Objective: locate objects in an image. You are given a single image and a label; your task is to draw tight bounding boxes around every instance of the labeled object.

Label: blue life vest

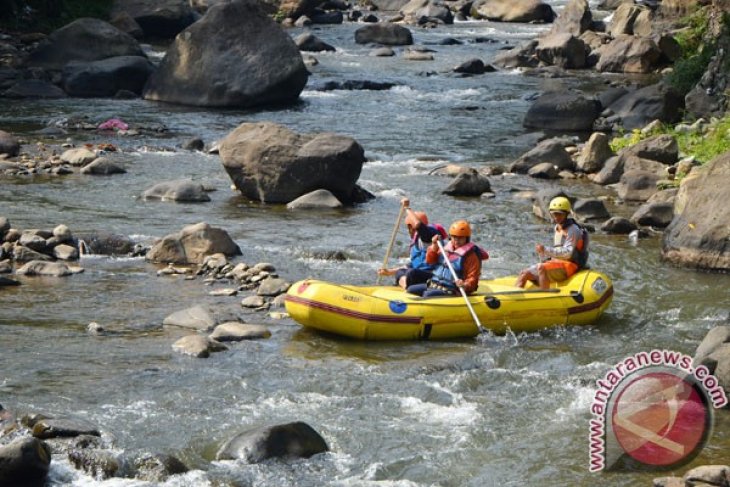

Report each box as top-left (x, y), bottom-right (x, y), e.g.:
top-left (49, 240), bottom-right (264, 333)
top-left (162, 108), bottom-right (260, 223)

top-left (430, 242), bottom-right (489, 289)
top-left (409, 224), bottom-right (445, 271)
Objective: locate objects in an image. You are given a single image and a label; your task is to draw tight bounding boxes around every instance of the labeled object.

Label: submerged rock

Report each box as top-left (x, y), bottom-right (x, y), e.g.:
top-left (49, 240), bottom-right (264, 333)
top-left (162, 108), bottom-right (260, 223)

top-left (216, 421), bottom-right (328, 463)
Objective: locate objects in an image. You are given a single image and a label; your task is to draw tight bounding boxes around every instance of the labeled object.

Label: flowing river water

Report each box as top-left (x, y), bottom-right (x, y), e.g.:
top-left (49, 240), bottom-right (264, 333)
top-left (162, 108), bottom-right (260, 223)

top-left (1, 8), bottom-right (730, 487)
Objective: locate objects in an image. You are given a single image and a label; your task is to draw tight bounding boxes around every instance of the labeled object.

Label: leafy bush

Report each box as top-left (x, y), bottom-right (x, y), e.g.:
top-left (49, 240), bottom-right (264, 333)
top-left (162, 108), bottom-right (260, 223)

top-left (665, 9), bottom-right (714, 95)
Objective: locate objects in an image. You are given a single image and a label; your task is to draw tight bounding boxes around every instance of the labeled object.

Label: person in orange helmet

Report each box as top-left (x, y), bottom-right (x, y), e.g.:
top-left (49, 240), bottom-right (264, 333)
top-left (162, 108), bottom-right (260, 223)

top-left (378, 198), bottom-right (446, 289)
top-left (407, 219), bottom-right (489, 298)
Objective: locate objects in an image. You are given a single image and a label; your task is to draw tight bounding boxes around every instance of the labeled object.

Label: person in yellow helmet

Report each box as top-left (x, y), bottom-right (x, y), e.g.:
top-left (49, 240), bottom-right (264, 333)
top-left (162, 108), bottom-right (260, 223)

top-left (515, 196), bottom-right (589, 290)
top-left (407, 219), bottom-right (489, 297)
top-left (377, 198), bottom-right (447, 289)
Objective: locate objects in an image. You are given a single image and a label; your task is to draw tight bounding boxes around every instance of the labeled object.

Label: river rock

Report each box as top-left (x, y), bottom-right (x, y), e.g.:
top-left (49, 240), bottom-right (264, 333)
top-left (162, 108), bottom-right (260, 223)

top-left (163, 304), bottom-right (217, 331)
top-left (257, 277), bottom-right (291, 297)
top-left (694, 324), bottom-right (730, 365)
top-left (492, 40), bottom-right (539, 69)
top-left (0, 217), bottom-right (9, 239)
top-left (523, 91), bottom-right (601, 131)
top-left (295, 33), bottom-right (336, 52)
top-left (210, 322), bottom-right (271, 341)
top-left (219, 122), bottom-right (365, 204)
top-left (27, 18), bottom-right (144, 70)
top-left (470, 0), bottom-right (555, 22)
top-left (4, 79), bottom-right (67, 99)
top-left (0, 130), bottom-right (19, 157)
top-left (53, 244), bottom-right (79, 260)
top-left (662, 151), bottom-right (730, 270)
top-left (62, 56), bottom-right (154, 97)
top-left (683, 465), bottom-right (730, 486)
top-left (75, 233), bottom-right (136, 255)
top-left (32, 418), bottom-right (100, 439)
top-left (510, 138), bottom-right (574, 174)
top-left (61, 147), bottom-right (97, 166)
top-left (600, 216), bottom-right (637, 234)
top-left (0, 437), bottom-right (51, 487)
top-left (172, 334), bottom-right (228, 358)
top-left (13, 246), bottom-right (53, 263)
top-left (110, 11), bottom-right (144, 38)
top-left (532, 188), bottom-right (570, 221)
top-left (622, 154), bottom-right (666, 176)
top-left (596, 34), bottom-right (662, 73)
top-left (132, 453), bottom-right (188, 482)
top-left (577, 132), bottom-right (612, 173)
top-left (622, 134), bottom-right (678, 165)
top-left (400, 0), bottom-right (454, 24)
top-left (146, 222), bottom-right (241, 264)
top-left (591, 155), bottom-right (624, 185)
top-left (616, 169), bottom-right (659, 201)
top-left (548, 0), bottom-right (591, 36)
top-left (573, 199), bottom-right (609, 221)
top-left (605, 82), bottom-right (684, 129)
top-left (453, 58), bottom-right (486, 74)
top-left (68, 448), bottom-right (126, 480)
top-left (16, 261), bottom-right (73, 277)
top-left (143, 0), bottom-right (308, 109)
top-left (216, 421), bottom-right (328, 463)
top-left (631, 201), bottom-right (673, 227)
top-left (286, 189), bottom-right (343, 209)
top-left (19, 233), bottom-right (49, 253)
top-left (354, 24), bottom-right (413, 45)
top-left (442, 169), bottom-right (492, 196)
top-left (535, 33), bottom-right (587, 69)
top-left (142, 180), bottom-right (211, 202)
top-left (80, 157), bottom-right (127, 175)
top-left (607, 3), bottom-right (642, 36)
top-left (110, 0), bottom-right (196, 38)
top-left (527, 162), bottom-right (559, 179)
top-left (241, 295), bottom-right (267, 308)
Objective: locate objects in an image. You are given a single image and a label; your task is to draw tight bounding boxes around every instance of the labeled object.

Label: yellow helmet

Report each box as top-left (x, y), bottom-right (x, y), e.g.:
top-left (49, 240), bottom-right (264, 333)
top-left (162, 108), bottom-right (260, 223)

top-left (549, 196), bottom-right (572, 213)
top-left (449, 220), bottom-right (471, 237)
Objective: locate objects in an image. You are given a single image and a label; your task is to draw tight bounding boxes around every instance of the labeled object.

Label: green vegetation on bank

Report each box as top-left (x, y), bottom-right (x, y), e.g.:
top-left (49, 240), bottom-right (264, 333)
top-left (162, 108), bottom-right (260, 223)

top-left (610, 115), bottom-right (730, 167)
top-left (0, 0), bottom-right (112, 33)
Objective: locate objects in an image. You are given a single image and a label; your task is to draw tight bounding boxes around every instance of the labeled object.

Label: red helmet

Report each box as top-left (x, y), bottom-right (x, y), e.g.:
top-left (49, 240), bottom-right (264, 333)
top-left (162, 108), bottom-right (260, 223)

top-left (449, 220), bottom-right (471, 237)
top-left (406, 211), bottom-right (428, 228)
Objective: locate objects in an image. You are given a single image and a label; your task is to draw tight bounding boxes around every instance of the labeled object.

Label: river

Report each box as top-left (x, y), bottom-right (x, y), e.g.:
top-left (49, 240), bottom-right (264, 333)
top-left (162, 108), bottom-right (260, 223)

top-left (1, 9), bottom-right (729, 487)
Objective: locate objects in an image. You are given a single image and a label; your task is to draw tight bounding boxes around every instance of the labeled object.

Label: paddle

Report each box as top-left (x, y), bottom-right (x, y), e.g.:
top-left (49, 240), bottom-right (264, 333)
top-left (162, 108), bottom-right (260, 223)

top-left (377, 204), bottom-right (407, 284)
top-left (436, 239), bottom-right (487, 334)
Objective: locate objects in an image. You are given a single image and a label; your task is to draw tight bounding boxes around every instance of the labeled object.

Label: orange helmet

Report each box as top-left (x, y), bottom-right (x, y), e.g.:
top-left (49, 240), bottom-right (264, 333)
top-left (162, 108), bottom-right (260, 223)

top-left (406, 211), bottom-right (428, 228)
top-left (449, 220), bottom-right (471, 237)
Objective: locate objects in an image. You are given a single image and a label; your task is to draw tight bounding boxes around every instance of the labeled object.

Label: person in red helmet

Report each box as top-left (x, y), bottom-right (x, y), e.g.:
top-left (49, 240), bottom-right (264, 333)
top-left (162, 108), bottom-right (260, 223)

top-left (407, 219), bottom-right (489, 298)
top-left (378, 198), bottom-right (447, 289)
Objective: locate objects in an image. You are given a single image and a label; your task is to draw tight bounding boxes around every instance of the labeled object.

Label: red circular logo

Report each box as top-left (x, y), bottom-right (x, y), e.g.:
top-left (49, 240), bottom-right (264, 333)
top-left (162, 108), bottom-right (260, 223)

top-left (611, 371), bottom-right (708, 467)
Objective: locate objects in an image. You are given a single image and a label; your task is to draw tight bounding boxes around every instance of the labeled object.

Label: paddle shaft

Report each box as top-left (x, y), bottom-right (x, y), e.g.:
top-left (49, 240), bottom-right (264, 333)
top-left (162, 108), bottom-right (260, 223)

top-left (436, 240), bottom-right (486, 334)
top-left (377, 205), bottom-right (407, 284)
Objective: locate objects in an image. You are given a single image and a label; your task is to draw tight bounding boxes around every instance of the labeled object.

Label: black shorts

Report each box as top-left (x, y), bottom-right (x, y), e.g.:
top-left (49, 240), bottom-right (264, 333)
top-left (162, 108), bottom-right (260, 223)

top-left (394, 268), bottom-right (432, 287)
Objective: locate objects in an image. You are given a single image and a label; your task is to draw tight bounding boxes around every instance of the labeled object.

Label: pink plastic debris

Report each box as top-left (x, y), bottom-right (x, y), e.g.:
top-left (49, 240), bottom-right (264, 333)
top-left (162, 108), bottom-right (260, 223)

top-left (98, 118), bottom-right (129, 131)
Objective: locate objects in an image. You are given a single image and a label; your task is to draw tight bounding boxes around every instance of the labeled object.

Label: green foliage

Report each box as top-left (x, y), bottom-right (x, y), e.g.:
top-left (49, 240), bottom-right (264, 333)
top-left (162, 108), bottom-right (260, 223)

top-left (674, 117), bottom-right (730, 164)
top-left (0, 0), bottom-right (112, 33)
top-left (665, 9), bottom-right (714, 96)
top-left (609, 116), bottom-right (730, 168)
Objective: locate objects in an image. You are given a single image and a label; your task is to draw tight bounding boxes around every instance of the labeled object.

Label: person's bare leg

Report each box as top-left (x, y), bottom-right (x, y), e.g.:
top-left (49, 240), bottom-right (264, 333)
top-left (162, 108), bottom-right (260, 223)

top-left (398, 276), bottom-right (407, 289)
top-left (537, 264), bottom-right (550, 290)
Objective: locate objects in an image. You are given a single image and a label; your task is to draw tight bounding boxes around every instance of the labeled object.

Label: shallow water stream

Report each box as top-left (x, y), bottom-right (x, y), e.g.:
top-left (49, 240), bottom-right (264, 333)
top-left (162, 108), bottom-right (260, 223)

top-left (1, 12), bottom-right (729, 487)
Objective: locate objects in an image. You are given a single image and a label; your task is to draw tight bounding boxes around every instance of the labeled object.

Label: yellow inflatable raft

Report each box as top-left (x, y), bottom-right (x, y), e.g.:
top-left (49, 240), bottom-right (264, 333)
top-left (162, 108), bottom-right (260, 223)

top-left (284, 270), bottom-right (613, 340)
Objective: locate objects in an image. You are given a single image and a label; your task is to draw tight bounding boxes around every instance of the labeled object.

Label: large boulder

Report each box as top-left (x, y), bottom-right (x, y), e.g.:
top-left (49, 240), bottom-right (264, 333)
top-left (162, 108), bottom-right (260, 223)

top-left (400, 0), bottom-right (454, 24)
top-left (523, 91), bottom-right (601, 131)
top-left (662, 151), bottom-right (730, 270)
top-left (549, 0), bottom-right (592, 36)
top-left (27, 18), bottom-right (145, 70)
top-left (471, 0), bottom-right (555, 22)
top-left (606, 82), bottom-right (684, 130)
top-left (62, 56), bottom-right (154, 97)
top-left (595, 35), bottom-right (662, 73)
top-left (143, 0), bottom-right (308, 109)
top-left (535, 33), bottom-right (587, 69)
top-left (110, 0), bottom-right (197, 38)
top-left (607, 3), bottom-right (643, 36)
top-left (621, 134), bottom-right (678, 165)
top-left (4, 80), bottom-right (67, 98)
top-left (216, 422), bottom-right (328, 463)
top-left (0, 437), bottom-right (51, 487)
top-left (442, 169), bottom-right (492, 196)
top-left (219, 122), bottom-right (365, 204)
top-left (146, 222), bottom-right (241, 264)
